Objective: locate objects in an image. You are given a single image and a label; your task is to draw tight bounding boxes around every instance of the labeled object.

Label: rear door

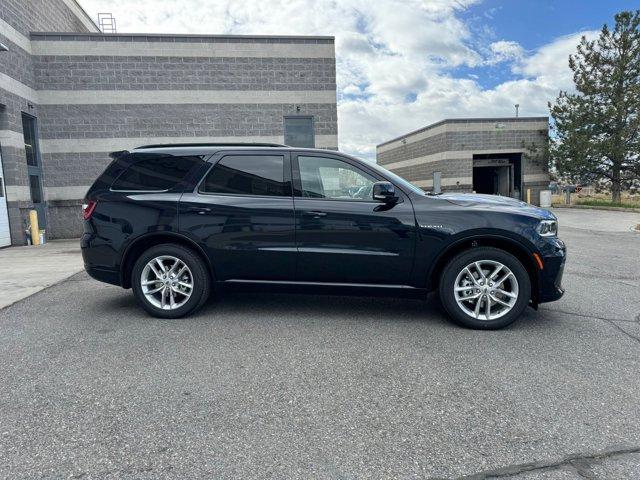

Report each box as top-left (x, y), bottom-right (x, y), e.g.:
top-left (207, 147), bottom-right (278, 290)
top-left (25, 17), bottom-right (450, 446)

top-left (179, 150), bottom-right (296, 281)
top-left (292, 152), bottom-right (416, 285)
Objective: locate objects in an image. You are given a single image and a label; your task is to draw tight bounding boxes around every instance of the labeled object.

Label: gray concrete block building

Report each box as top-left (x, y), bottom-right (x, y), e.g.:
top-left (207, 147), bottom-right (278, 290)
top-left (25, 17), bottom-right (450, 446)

top-left (376, 117), bottom-right (550, 205)
top-left (0, 0), bottom-right (338, 246)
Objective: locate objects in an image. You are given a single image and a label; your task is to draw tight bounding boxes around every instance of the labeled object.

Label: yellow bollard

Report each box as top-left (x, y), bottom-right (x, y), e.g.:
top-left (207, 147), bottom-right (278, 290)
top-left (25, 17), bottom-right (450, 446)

top-left (29, 210), bottom-right (40, 246)
top-left (526, 188), bottom-right (531, 204)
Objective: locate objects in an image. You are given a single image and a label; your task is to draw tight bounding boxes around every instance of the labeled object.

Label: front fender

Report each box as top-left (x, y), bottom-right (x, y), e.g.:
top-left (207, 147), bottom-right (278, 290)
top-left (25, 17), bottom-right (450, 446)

top-left (413, 228), bottom-right (541, 291)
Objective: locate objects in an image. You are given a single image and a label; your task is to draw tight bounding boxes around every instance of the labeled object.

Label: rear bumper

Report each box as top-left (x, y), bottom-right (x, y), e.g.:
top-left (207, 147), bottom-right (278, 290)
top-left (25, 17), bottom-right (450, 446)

top-left (84, 264), bottom-right (121, 286)
top-left (81, 232), bottom-right (122, 287)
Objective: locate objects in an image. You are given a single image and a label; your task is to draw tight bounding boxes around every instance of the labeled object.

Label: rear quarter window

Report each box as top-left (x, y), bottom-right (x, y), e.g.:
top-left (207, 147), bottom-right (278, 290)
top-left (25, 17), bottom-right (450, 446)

top-left (111, 154), bottom-right (204, 191)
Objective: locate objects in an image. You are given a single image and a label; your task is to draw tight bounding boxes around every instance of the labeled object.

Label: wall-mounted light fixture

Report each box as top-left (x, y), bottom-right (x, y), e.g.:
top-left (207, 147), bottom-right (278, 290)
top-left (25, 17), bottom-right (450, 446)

top-left (0, 43), bottom-right (9, 52)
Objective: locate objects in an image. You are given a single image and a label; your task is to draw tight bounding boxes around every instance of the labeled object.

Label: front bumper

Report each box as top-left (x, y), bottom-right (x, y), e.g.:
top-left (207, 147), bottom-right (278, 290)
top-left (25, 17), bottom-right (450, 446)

top-left (537, 237), bottom-right (566, 303)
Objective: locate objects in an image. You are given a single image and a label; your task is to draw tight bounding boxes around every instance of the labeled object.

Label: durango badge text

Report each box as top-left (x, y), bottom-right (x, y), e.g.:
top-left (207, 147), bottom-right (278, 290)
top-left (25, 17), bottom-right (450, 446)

top-left (81, 143), bottom-right (566, 330)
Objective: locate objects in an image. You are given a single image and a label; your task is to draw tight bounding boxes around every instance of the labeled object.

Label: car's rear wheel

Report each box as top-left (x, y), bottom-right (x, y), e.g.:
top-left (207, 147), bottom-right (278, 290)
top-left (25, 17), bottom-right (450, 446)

top-left (439, 247), bottom-right (531, 329)
top-left (131, 244), bottom-right (210, 318)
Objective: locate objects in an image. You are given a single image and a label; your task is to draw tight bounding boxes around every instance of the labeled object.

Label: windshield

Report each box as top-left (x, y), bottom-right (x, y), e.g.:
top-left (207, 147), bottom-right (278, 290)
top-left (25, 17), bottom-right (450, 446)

top-left (362, 159), bottom-right (426, 196)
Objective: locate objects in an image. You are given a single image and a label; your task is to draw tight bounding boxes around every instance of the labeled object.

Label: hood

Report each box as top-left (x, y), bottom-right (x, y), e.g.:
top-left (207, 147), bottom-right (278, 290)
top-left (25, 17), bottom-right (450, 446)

top-left (437, 193), bottom-right (555, 219)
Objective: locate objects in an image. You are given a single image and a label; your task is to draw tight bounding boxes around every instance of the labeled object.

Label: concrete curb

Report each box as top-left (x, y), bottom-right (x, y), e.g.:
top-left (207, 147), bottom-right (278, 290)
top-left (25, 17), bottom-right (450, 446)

top-left (552, 204), bottom-right (640, 214)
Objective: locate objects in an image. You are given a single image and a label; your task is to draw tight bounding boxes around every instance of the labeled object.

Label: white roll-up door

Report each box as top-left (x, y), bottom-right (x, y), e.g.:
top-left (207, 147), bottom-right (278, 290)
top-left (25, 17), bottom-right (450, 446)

top-left (0, 148), bottom-right (11, 247)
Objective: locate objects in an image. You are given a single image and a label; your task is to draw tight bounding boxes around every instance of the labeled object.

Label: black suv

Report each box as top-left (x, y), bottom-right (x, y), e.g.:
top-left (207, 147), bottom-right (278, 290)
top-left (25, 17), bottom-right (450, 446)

top-left (81, 144), bottom-right (565, 329)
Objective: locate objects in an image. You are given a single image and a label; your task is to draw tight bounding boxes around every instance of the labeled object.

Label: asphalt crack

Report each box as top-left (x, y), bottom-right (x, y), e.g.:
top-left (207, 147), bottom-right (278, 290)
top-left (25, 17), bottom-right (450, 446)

top-left (539, 307), bottom-right (637, 324)
top-left (563, 270), bottom-right (640, 284)
top-left (540, 307), bottom-right (640, 346)
top-left (451, 445), bottom-right (640, 479)
top-left (605, 319), bottom-right (640, 345)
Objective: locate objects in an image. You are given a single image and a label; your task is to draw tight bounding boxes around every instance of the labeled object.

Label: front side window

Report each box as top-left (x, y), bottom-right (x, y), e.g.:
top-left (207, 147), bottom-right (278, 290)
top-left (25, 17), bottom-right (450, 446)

top-left (200, 155), bottom-right (287, 197)
top-left (297, 156), bottom-right (376, 200)
top-left (111, 154), bottom-right (203, 191)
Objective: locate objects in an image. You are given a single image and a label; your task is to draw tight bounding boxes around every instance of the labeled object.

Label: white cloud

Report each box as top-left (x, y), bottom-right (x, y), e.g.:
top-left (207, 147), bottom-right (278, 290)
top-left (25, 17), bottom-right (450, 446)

top-left (78, 0), bottom-right (597, 160)
top-left (514, 31), bottom-right (599, 90)
top-left (487, 40), bottom-right (525, 64)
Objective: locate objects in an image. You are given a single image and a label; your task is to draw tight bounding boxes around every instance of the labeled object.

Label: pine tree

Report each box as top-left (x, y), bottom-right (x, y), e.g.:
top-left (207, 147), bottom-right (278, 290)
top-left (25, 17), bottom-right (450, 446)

top-left (549, 10), bottom-right (640, 203)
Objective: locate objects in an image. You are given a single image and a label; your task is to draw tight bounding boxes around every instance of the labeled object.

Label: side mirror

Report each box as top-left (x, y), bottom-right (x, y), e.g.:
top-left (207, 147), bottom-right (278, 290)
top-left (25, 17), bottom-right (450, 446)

top-left (372, 181), bottom-right (398, 203)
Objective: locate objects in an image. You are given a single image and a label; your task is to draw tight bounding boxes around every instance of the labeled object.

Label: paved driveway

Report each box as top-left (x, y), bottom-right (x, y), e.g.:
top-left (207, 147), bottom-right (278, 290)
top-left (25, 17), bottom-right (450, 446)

top-left (0, 239), bottom-right (83, 309)
top-left (0, 209), bottom-right (639, 479)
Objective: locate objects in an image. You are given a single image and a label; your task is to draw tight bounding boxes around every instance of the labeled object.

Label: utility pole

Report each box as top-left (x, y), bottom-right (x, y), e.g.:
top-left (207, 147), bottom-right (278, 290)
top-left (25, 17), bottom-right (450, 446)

top-left (515, 104), bottom-right (520, 118)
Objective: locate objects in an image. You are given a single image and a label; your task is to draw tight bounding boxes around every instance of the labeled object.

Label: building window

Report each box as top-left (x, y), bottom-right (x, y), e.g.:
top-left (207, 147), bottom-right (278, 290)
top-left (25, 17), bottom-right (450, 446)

top-left (284, 116), bottom-right (315, 148)
top-left (29, 175), bottom-right (42, 204)
top-left (200, 155), bottom-right (287, 197)
top-left (22, 114), bottom-right (39, 167)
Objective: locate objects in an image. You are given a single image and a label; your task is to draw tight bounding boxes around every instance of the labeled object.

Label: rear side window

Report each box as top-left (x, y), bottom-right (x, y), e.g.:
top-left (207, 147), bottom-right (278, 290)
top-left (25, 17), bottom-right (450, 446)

top-left (111, 154), bottom-right (203, 191)
top-left (200, 155), bottom-right (287, 197)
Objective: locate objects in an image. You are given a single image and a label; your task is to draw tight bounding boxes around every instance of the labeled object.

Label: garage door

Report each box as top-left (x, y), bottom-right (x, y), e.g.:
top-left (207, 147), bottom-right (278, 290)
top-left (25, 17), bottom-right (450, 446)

top-left (0, 148), bottom-right (11, 247)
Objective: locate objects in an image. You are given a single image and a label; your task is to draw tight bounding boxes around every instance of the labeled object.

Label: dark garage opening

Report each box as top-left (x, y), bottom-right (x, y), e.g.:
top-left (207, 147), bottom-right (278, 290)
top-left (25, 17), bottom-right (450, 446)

top-left (473, 153), bottom-right (522, 199)
top-left (474, 166), bottom-right (502, 195)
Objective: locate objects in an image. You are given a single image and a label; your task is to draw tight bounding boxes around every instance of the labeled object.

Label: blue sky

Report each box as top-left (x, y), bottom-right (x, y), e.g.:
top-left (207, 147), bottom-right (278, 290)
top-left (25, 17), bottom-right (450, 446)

top-left (454, 0), bottom-right (637, 89)
top-left (466, 0), bottom-right (629, 47)
top-left (79, 0), bottom-right (634, 159)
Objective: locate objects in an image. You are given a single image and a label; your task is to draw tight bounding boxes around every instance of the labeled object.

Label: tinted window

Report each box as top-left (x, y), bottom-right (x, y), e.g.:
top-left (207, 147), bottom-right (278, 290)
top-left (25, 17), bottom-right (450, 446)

top-left (298, 156), bottom-right (376, 200)
top-left (284, 117), bottom-right (315, 148)
top-left (112, 155), bottom-right (202, 191)
top-left (201, 155), bottom-right (287, 197)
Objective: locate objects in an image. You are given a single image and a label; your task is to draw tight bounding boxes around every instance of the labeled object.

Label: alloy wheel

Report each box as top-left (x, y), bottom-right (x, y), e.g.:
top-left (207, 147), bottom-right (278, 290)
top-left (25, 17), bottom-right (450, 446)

top-left (140, 255), bottom-right (194, 310)
top-left (453, 259), bottom-right (519, 321)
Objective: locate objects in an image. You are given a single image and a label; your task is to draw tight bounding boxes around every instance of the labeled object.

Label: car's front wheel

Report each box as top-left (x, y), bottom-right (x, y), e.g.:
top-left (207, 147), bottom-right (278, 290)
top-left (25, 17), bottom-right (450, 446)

top-left (131, 244), bottom-right (211, 318)
top-left (439, 247), bottom-right (531, 329)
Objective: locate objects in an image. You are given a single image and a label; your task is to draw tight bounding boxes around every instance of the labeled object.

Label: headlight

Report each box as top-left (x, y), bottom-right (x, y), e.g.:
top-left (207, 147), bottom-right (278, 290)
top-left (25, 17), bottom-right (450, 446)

top-left (537, 219), bottom-right (558, 237)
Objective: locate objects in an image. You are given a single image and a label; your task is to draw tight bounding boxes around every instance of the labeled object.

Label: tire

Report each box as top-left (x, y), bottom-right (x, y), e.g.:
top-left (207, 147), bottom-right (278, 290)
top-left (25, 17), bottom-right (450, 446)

top-left (438, 247), bottom-right (531, 330)
top-left (131, 243), bottom-right (211, 319)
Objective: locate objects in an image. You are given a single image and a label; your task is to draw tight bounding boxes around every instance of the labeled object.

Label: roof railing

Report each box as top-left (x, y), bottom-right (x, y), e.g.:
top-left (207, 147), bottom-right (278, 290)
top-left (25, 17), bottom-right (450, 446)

top-left (134, 142), bottom-right (289, 149)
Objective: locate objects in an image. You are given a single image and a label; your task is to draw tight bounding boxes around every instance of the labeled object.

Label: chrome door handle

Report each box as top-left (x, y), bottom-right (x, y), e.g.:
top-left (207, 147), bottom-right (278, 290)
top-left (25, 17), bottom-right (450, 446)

top-left (188, 206), bottom-right (212, 214)
top-left (305, 211), bottom-right (327, 217)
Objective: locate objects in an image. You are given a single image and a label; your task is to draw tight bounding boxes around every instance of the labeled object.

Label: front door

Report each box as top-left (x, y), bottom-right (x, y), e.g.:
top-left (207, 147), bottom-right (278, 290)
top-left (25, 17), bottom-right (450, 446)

top-left (292, 153), bottom-right (416, 285)
top-left (179, 151), bottom-right (296, 281)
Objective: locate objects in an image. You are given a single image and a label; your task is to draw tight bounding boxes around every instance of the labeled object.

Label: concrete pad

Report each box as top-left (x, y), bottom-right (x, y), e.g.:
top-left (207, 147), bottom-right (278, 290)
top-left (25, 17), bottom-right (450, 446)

top-left (551, 207), bottom-right (640, 233)
top-left (0, 239), bottom-right (83, 309)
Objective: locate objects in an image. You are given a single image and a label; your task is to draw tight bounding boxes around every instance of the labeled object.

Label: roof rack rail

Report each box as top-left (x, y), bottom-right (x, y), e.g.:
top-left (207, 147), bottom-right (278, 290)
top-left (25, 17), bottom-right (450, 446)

top-left (134, 142), bottom-right (289, 149)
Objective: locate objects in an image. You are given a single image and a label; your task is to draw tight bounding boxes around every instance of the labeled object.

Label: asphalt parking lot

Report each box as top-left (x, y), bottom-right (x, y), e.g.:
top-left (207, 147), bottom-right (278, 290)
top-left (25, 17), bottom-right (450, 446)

top-left (1, 208), bottom-right (639, 479)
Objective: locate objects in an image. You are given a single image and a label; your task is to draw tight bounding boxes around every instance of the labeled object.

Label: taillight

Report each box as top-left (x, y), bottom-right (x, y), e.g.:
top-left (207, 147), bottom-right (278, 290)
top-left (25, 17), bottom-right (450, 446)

top-left (82, 200), bottom-right (97, 220)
